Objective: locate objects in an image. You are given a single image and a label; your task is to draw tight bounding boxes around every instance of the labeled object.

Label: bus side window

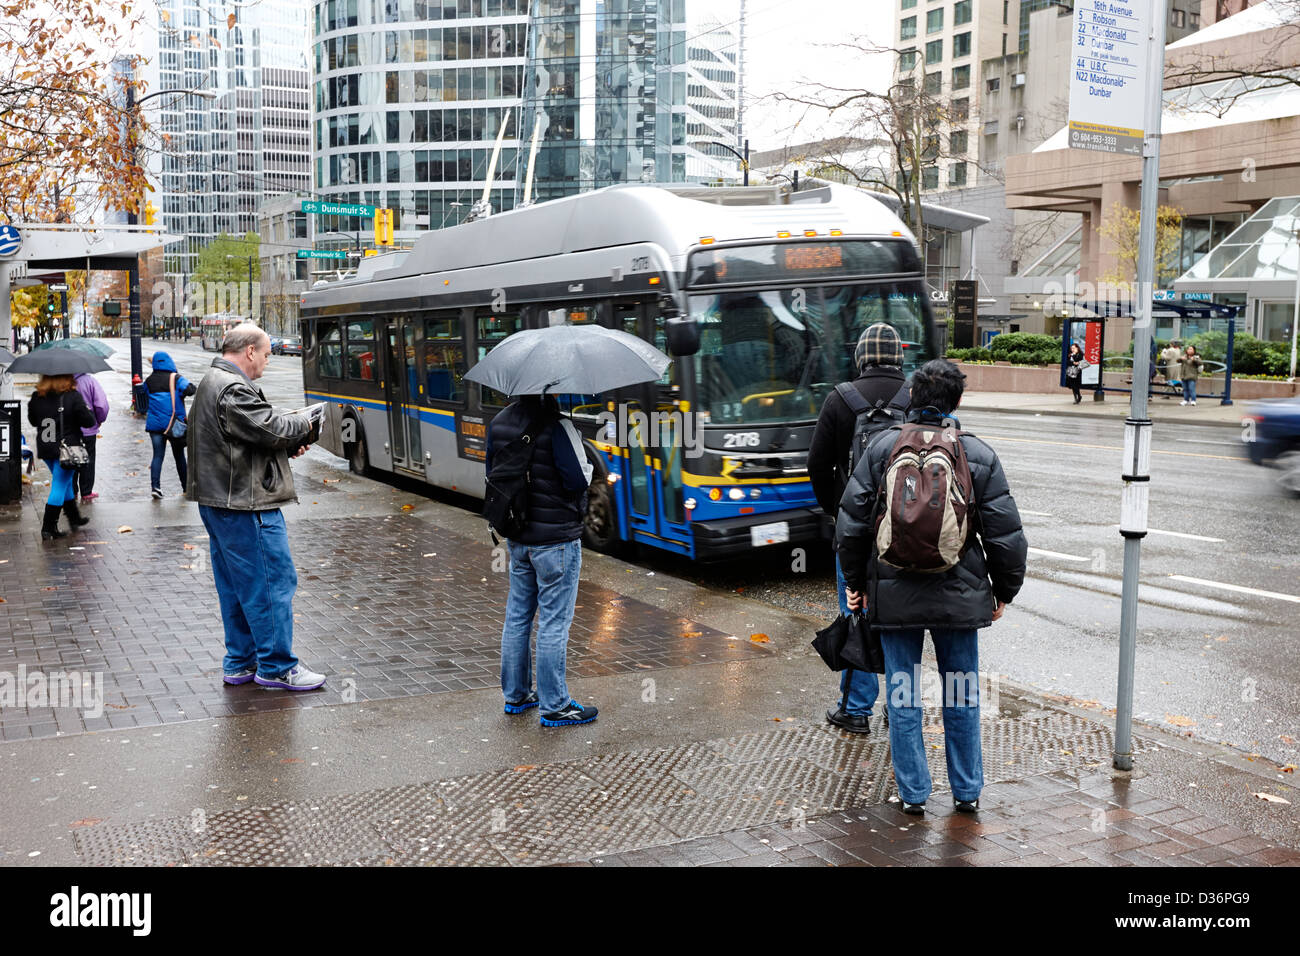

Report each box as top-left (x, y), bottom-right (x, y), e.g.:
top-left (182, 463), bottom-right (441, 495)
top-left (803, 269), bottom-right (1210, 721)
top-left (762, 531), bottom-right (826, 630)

top-left (319, 321), bottom-right (343, 378)
top-left (423, 312), bottom-right (466, 403)
top-left (475, 309), bottom-right (519, 407)
top-left (346, 318), bottom-right (376, 382)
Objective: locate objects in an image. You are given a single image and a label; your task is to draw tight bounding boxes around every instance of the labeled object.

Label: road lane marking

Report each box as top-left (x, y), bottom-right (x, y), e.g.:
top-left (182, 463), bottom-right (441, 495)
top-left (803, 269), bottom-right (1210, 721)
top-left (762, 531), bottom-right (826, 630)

top-left (980, 434), bottom-right (1242, 462)
top-left (1167, 574), bottom-right (1300, 604)
top-left (1028, 547), bottom-right (1091, 562)
top-left (1110, 525), bottom-right (1225, 543)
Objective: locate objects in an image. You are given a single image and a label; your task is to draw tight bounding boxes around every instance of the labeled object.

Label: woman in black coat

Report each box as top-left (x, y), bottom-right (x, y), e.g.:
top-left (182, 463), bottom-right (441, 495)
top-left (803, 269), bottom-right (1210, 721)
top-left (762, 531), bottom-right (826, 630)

top-left (1065, 343), bottom-right (1085, 404)
top-left (27, 374), bottom-right (95, 539)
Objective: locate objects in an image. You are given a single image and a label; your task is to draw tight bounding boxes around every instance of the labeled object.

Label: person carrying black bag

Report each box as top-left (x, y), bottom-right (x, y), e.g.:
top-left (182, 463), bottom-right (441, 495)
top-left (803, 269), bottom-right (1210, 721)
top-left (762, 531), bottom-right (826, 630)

top-left (485, 394), bottom-right (597, 727)
top-left (27, 374), bottom-right (96, 540)
top-left (807, 323), bottom-right (909, 735)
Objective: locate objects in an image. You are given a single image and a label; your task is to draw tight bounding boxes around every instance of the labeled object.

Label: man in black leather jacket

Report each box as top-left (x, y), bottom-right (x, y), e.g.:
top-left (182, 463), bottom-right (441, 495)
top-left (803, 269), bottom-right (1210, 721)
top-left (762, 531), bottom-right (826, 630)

top-left (836, 359), bottom-right (1027, 816)
top-left (186, 324), bottom-right (324, 691)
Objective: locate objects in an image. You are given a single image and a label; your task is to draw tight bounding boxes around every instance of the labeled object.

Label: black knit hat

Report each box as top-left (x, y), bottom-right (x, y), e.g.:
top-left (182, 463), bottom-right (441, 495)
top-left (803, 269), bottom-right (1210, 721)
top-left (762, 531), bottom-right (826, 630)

top-left (855, 323), bottom-right (903, 370)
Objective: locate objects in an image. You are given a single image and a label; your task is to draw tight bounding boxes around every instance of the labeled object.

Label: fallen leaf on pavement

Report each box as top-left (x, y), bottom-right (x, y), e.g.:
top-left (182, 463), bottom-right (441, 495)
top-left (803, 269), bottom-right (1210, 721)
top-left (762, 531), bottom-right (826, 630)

top-left (513, 765), bottom-right (535, 772)
top-left (117, 525), bottom-right (132, 533)
top-left (1165, 714), bottom-right (1195, 727)
top-left (1280, 765), bottom-right (1296, 774)
top-left (183, 544), bottom-right (196, 550)
top-left (1281, 735), bottom-right (1296, 744)
top-left (749, 633), bottom-right (769, 643)
top-left (400, 504), bottom-right (414, 511)
top-left (280, 758), bottom-right (303, 764)
top-left (1253, 793), bottom-right (1291, 804)
top-left (68, 818), bottom-right (104, 828)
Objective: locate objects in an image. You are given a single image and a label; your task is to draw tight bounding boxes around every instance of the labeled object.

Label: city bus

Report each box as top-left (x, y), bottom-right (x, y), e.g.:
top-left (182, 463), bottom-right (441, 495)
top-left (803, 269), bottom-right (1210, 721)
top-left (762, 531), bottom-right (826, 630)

top-left (200, 313), bottom-right (243, 351)
top-left (298, 183), bottom-right (938, 560)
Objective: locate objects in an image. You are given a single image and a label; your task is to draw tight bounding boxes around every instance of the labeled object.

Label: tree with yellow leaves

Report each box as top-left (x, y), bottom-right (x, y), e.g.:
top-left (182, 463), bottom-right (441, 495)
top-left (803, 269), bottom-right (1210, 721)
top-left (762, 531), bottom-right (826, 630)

top-left (0, 0), bottom-right (148, 222)
top-left (1097, 203), bottom-right (1184, 287)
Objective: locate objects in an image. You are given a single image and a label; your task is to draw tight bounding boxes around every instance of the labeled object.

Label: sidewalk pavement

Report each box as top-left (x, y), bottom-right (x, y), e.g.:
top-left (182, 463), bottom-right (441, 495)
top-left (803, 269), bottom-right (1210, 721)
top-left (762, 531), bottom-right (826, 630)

top-left (961, 389), bottom-right (1251, 429)
top-left (0, 362), bottom-right (1296, 867)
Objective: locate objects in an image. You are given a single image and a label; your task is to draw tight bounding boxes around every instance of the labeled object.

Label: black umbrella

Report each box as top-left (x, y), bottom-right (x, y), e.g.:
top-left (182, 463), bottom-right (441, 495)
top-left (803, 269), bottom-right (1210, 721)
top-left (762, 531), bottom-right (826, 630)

top-left (5, 350), bottom-right (112, 375)
top-left (464, 324), bottom-right (670, 396)
top-left (811, 614), bottom-right (884, 673)
top-left (0, 347), bottom-right (14, 366)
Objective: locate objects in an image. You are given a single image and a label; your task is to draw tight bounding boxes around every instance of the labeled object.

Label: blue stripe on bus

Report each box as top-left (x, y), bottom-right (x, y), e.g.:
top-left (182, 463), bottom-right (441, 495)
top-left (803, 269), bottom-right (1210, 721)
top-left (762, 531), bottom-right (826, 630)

top-left (304, 391), bottom-right (458, 432)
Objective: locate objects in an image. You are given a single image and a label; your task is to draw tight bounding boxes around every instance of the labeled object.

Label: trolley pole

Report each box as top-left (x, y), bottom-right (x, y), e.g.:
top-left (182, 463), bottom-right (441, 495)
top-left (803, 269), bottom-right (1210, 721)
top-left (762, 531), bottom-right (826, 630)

top-left (1113, 5), bottom-right (1168, 772)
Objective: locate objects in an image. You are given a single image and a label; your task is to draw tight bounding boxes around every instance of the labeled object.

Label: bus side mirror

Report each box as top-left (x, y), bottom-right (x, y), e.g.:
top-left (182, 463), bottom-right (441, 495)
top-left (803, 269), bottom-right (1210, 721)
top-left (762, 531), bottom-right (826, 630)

top-left (660, 296), bottom-right (699, 356)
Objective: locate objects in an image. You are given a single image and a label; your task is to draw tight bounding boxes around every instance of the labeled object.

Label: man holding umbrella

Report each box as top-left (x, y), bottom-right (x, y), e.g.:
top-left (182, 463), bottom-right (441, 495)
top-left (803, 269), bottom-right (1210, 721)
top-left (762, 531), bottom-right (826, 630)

top-left (470, 322), bottom-right (671, 727)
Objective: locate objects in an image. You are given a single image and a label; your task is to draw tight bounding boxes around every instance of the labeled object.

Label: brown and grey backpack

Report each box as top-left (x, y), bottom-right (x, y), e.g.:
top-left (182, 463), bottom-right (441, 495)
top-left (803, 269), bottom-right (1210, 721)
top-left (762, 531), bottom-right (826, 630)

top-left (873, 420), bottom-right (975, 573)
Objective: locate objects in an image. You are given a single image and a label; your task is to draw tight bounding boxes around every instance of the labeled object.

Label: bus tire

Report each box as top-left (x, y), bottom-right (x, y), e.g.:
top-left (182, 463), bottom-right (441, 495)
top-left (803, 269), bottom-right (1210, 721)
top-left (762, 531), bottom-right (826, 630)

top-left (345, 417), bottom-right (369, 476)
top-left (582, 463), bottom-right (622, 555)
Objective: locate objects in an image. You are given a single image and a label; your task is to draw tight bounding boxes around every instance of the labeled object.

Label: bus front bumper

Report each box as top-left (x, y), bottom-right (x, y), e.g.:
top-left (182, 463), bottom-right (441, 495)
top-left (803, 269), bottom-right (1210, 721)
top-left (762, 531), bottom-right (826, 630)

top-left (689, 507), bottom-right (831, 561)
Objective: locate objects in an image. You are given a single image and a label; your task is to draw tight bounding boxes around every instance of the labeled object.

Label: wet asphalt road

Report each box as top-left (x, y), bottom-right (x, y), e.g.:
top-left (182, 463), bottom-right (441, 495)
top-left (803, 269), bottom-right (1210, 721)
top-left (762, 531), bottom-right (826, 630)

top-left (131, 339), bottom-right (1300, 767)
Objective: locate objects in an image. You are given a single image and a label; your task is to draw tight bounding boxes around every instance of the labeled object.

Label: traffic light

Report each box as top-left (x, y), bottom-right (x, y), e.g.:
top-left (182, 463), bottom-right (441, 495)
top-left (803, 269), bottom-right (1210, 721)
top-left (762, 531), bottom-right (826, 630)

top-left (144, 201), bottom-right (158, 226)
top-left (374, 207), bottom-right (393, 246)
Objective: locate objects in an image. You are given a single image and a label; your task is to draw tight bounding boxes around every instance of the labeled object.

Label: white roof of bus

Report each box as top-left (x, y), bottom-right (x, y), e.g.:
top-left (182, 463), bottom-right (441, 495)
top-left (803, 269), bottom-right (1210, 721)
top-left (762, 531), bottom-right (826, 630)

top-left (350, 183), bottom-right (915, 285)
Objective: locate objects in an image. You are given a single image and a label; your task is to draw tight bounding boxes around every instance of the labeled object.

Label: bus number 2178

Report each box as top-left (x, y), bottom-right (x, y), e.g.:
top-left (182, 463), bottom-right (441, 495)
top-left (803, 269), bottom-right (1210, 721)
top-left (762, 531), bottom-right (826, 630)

top-left (722, 432), bottom-right (760, 448)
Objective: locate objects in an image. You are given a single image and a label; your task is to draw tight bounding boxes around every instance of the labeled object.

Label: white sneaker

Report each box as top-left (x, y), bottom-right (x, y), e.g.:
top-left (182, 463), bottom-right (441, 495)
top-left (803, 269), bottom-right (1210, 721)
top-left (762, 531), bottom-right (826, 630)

top-left (253, 664), bottom-right (326, 691)
top-left (1179, 400), bottom-right (1187, 405)
top-left (1191, 400), bottom-right (1197, 405)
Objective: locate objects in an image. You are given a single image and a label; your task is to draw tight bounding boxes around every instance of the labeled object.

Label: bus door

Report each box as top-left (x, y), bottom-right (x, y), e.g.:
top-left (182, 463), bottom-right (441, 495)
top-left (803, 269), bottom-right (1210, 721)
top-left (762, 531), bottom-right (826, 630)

top-left (610, 300), bottom-right (691, 555)
top-left (383, 319), bottom-right (423, 474)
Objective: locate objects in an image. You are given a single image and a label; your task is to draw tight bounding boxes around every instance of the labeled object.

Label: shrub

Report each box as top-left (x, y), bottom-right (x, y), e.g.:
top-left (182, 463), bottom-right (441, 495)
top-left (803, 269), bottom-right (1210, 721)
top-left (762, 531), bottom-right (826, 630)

top-left (988, 332), bottom-right (1060, 365)
top-left (946, 347), bottom-right (993, 362)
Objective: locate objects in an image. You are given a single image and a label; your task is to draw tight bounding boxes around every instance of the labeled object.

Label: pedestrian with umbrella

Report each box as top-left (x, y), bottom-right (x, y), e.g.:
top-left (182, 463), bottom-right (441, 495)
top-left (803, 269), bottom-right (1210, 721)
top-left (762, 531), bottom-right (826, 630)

top-left (8, 350), bottom-right (109, 539)
top-left (466, 324), bottom-right (670, 727)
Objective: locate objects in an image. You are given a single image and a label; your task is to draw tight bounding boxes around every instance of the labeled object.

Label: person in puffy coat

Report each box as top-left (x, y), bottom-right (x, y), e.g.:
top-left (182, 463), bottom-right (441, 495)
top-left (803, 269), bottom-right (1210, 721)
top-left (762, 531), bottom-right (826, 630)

top-left (27, 374), bottom-right (95, 539)
top-left (836, 359), bottom-right (1028, 817)
top-left (143, 351), bottom-right (196, 498)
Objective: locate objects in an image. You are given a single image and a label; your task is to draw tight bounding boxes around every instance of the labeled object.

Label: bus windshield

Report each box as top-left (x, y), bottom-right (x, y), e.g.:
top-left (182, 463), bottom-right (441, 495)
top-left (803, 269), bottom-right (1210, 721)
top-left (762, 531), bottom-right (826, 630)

top-left (690, 282), bottom-right (931, 426)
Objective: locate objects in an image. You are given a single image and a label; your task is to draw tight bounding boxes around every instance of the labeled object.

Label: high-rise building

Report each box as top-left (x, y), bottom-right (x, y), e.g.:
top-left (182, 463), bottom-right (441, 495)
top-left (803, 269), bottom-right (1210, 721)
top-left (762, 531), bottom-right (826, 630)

top-left (311, 0), bottom-right (729, 252)
top-left (144, 0), bottom-right (313, 288)
top-left (680, 3), bottom-right (743, 183)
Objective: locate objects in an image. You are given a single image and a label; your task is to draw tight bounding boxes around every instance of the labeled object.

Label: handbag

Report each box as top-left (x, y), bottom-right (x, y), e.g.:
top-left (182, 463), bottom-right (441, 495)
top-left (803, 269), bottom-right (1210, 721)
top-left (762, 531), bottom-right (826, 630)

top-left (57, 399), bottom-right (89, 468)
top-left (165, 373), bottom-right (188, 438)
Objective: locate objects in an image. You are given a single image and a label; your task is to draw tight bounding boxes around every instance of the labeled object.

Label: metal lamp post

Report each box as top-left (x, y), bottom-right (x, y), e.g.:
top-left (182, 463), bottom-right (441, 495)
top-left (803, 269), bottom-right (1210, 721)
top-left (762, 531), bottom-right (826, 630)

top-left (127, 86), bottom-right (217, 384)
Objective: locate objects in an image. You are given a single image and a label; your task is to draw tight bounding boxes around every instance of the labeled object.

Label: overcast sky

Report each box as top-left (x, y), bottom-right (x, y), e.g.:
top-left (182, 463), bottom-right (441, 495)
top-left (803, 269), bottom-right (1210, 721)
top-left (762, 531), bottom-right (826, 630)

top-left (738, 0), bottom-right (894, 153)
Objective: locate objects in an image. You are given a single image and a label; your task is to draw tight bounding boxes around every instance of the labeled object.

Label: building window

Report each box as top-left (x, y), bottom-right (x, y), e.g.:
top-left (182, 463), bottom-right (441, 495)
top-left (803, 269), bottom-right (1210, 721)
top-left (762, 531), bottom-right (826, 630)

top-left (951, 64), bottom-right (970, 90)
top-left (953, 32), bottom-right (971, 57)
top-left (899, 48), bottom-right (918, 71)
top-left (922, 166), bottom-right (939, 191)
top-left (986, 76), bottom-right (1001, 93)
top-left (901, 16), bottom-right (917, 39)
top-left (1002, 32), bottom-right (1008, 56)
top-left (926, 8), bottom-right (943, 33)
top-left (954, 0), bottom-right (972, 25)
top-left (1171, 8), bottom-right (1186, 27)
top-left (948, 162), bottom-right (967, 186)
top-left (924, 71), bottom-right (942, 94)
top-left (922, 134), bottom-right (939, 160)
top-left (950, 129), bottom-right (967, 154)
top-left (951, 97), bottom-right (969, 120)
top-left (925, 39), bottom-right (943, 64)
top-left (1003, 0), bottom-right (1009, 24)
top-left (1189, 11), bottom-right (1199, 26)
top-left (902, 0), bottom-right (916, 7)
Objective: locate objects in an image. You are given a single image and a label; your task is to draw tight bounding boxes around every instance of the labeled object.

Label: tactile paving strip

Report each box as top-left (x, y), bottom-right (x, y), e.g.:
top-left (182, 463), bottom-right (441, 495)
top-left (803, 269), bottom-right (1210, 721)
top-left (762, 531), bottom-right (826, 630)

top-left (74, 713), bottom-right (1157, 866)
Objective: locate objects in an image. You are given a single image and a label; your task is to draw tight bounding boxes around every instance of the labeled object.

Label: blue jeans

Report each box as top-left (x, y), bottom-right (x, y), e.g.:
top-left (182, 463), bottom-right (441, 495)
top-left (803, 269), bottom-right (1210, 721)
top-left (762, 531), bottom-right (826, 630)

top-left (41, 459), bottom-right (76, 506)
top-left (501, 539), bottom-right (582, 713)
top-left (835, 554), bottom-right (879, 716)
top-left (149, 431), bottom-right (187, 492)
top-left (1182, 378), bottom-right (1197, 402)
top-left (199, 506), bottom-right (299, 678)
top-left (881, 628), bottom-right (983, 804)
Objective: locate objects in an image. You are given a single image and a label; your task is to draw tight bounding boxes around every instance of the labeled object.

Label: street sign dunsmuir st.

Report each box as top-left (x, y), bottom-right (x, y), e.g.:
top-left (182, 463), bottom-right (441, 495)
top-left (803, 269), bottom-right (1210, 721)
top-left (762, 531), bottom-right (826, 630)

top-left (301, 200), bottom-right (375, 217)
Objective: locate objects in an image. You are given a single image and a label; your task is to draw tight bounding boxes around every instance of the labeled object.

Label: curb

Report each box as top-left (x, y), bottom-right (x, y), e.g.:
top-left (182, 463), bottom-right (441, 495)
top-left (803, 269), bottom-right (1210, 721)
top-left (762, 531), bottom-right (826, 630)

top-left (961, 400), bottom-right (1247, 431)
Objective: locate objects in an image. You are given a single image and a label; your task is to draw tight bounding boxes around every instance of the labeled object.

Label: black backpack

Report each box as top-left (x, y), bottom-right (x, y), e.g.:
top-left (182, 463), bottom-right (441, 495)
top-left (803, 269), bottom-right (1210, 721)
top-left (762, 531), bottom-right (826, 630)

top-left (483, 411), bottom-right (552, 542)
top-left (835, 380), bottom-right (911, 477)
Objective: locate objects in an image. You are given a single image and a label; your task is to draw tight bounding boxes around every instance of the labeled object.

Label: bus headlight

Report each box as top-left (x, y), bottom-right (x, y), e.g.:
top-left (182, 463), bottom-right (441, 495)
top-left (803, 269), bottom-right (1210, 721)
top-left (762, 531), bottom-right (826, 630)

top-left (606, 473), bottom-right (619, 484)
top-left (749, 488), bottom-right (761, 499)
top-left (684, 497), bottom-right (697, 511)
top-left (727, 488), bottom-right (745, 501)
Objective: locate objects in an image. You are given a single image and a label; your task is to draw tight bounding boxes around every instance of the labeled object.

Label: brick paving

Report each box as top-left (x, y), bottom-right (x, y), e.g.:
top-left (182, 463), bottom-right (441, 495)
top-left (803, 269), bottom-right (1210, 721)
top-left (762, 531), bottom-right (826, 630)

top-left (585, 770), bottom-right (1300, 868)
top-left (0, 514), bottom-right (763, 740)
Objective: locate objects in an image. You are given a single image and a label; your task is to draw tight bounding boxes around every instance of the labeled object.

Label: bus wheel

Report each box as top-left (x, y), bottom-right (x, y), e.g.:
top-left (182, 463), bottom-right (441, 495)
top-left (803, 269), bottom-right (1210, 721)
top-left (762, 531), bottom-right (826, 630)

top-left (346, 420), bottom-right (369, 476)
top-left (583, 473), bottom-right (622, 554)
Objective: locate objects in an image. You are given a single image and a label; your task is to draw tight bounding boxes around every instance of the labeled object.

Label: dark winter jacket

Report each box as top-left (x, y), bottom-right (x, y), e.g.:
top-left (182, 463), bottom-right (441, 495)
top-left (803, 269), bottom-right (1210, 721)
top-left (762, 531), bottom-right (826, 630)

top-left (486, 397), bottom-right (591, 546)
top-left (807, 366), bottom-right (908, 517)
top-left (144, 352), bottom-right (196, 434)
top-left (28, 388), bottom-right (95, 461)
top-left (835, 408), bottom-right (1028, 631)
top-left (185, 357), bottom-right (315, 510)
